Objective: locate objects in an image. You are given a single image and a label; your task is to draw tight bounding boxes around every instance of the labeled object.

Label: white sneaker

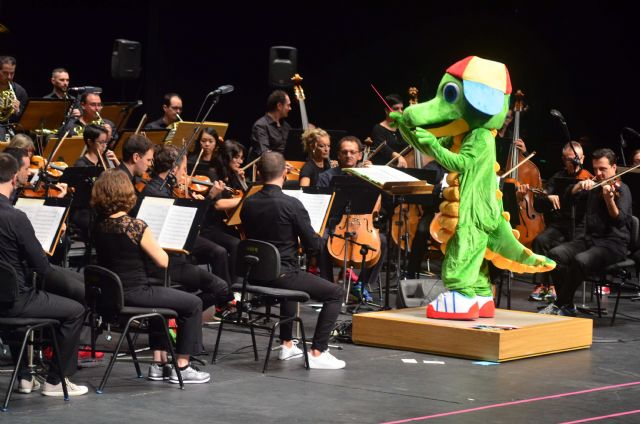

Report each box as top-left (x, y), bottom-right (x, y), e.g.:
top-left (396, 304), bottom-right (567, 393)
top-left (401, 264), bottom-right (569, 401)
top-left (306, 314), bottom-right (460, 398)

top-left (308, 349), bottom-right (346, 370)
top-left (279, 341), bottom-right (303, 361)
top-left (42, 378), bottom-right (88, 397)
top-left (17, 376), bottom-right (41, 394)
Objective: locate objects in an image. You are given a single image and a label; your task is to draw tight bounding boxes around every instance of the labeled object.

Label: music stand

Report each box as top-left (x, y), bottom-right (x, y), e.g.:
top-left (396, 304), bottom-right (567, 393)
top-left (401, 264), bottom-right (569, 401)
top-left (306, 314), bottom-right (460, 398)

top-left (17, 98), bottom-right (69, 132)
top-left (168, 121), bottom-right (229, 149)
top-left (328, 176), bottom-right (381, 307)
top-left (100, 101), bottom-right (142, 133)
top-left (113, 128), bottom-right (169, 159)
top-left (43, 136), bottom-right (85, 164)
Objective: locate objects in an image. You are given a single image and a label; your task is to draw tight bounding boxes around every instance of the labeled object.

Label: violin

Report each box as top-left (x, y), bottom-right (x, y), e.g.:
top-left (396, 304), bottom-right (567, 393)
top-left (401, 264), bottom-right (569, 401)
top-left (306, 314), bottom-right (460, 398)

top-left (135, 171), bottom-right (152, 193)
top-left (30, 155), bottom-right (68, 179)
top-left (504, 90), bottom-right (545, 247)
top-left (21, 182), bottom-right (64, 198)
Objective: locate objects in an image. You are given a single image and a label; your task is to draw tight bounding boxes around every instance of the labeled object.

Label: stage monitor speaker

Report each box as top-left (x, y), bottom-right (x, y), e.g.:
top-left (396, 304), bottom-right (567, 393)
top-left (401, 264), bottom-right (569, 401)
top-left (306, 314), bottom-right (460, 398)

top-left (111, 39), bottom-right (141, 80)
top-left (268, 46), bottom-right (297, 88)
top-left (397, 278), bottom-right (446, 309)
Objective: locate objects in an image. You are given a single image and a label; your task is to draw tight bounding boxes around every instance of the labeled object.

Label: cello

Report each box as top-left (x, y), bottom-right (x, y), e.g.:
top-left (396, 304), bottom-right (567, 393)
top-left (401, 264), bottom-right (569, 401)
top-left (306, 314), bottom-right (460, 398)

top-left (327, 138), bottom-right (382, 268)
top-left (504, 90), bottom-right (545, 247)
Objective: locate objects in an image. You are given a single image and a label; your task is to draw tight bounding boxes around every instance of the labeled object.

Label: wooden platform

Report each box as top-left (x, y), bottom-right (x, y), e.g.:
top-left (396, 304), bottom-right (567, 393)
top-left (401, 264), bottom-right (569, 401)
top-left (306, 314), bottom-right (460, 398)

top-left (352, 307), bottom-right (593, 362)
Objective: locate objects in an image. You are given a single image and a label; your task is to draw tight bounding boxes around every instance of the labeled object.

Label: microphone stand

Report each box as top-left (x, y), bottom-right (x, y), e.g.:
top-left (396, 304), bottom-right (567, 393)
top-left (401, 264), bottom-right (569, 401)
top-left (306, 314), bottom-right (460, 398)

top-left (619, 133), bottom-right (628, 167)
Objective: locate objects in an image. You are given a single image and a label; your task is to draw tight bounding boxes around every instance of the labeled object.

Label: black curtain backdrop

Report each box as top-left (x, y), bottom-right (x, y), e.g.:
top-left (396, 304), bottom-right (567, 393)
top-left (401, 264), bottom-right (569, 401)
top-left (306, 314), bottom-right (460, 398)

top-left (1, 1), bottom-right (637, 176)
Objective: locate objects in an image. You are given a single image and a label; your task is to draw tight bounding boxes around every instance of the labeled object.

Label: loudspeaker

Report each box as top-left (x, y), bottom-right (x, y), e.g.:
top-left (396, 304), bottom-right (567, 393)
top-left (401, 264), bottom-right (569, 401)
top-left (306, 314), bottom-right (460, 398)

top-left (111, 39), bottom-right (141, 80)
top-left (268, 46), bottom-right (297, 88)
top-left (396, 278), bottom-right (446, 309)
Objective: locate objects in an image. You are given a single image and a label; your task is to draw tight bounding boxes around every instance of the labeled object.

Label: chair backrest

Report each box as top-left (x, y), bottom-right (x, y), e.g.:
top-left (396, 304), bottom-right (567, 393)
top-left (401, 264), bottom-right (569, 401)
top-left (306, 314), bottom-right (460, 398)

top-left (0, 260), bottom-right (18, 305)
top-left (629, 216), bottom-right (640, 252)
top-left (236, 239), bottom-right (281, 283)
top-left (84, 265), bottom-right (125, 322)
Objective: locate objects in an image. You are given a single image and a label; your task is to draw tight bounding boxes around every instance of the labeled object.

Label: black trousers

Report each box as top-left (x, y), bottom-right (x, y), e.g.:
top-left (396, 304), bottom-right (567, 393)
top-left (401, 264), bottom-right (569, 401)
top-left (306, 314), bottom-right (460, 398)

top-left (190, 236), bottom-right (232, 287)
top-left (548, 239), bottom-right (625, 307)
top-left (258, 270), bottom-right (343, 352)
top-left (200, 226), bottom-right (241, 286)
top-left (124, 285), bottom-right (203, 356)
top-left (407, 211), bottom-right (434, 274)
top-left (169, 261), bottom-right (233, 310)
top-left (532, 226), bottom-right (568, 285)
top-left (3, 291), bottom-right (85, 384)
top-left (45, 265), bottom-right (85, 305)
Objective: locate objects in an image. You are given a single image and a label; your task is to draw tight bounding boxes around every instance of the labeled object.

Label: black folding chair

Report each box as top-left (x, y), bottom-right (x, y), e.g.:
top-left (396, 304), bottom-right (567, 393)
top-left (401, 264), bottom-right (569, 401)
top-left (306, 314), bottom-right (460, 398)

top-left (0, 261), bottom-right (68, 411)
top-left (83, 265), bottom-right (183, 393)
top-left (212, 239), bottom-right (310, 373)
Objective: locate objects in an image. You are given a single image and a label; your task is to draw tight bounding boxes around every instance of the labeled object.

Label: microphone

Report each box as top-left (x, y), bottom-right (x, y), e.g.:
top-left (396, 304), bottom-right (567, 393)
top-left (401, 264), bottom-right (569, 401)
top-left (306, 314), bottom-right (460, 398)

top-left (623, 127), bottom-right (640, 139)
top-left (550, 108), bottom-right (571, 142)
top-left (68, 86), bottom-right (102, 94)
top-left (208, 85), bottom-right (234, 96)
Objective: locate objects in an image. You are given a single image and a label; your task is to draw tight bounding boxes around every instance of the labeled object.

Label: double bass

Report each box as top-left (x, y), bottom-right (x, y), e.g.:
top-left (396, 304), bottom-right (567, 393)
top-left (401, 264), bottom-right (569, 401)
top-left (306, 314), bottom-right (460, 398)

top-left (327, 138), bottom-right (382, 268)
top-left (504, 90), bottom-right (545, 247)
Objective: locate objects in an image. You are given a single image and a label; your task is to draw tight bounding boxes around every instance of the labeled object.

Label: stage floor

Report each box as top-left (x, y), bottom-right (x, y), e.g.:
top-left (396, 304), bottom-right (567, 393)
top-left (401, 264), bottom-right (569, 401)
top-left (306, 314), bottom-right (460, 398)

top-left (2, 277), bottom-right (640, 424)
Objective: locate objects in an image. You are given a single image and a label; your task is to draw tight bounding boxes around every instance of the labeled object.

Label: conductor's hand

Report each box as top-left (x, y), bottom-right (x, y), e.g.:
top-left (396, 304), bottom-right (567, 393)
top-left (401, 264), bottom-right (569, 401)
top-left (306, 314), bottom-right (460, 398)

top-left (548, 194), bottom-right (561, 210)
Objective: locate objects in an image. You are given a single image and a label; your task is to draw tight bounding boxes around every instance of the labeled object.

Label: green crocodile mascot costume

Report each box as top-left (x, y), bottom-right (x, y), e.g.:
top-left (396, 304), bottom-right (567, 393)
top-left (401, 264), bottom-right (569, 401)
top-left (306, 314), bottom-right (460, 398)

top-left (391, 56), bottom-right (555, 320)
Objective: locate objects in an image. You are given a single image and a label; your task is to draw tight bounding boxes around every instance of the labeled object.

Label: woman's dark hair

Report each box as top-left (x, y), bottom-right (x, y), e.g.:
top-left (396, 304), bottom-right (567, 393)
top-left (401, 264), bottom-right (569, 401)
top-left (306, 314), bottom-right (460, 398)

top-left (213, 140), bottom-right (244, 181)
top-left (191, 127), bottom-right (220, 157)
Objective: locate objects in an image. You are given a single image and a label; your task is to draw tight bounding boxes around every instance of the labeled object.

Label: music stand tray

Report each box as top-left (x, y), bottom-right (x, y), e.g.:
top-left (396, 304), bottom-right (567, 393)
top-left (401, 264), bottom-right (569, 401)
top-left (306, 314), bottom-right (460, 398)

top-left (169, 121), bottom-right (229, 149)
top-left (100, 101), bottom-right (142, 132)
top-left (18, 98), bottom-right (70, 132)
top-left (43, 136), bottom-right (85, 164)
top-left (113, 129), bottom-right (169, 159)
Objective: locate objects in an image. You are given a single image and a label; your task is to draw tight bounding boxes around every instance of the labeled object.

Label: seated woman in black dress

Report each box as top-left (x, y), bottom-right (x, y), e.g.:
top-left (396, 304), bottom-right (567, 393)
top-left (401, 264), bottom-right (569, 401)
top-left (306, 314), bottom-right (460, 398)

top-left (91, 169), bottom-right (210, 384)
top-left (298, 128), bottom-right (337, 187)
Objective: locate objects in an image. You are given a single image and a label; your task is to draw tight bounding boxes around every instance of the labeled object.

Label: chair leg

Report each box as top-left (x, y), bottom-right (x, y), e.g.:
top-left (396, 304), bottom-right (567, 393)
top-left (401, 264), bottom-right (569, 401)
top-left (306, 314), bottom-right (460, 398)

top-left (159, 316), bottom-right (183, 389)
top-left (2, 328), bottom-right (32, 411)
top-left (248, 311), bottom-right (259, 361)
top-left (48, 324), bottom-right (69, 401)
top-left (125, 332), bottom-right (143, 378)
top-left (294, 317), bottom-right (309, 370)
top-left (97, 317), bottom-right (138, 394)
top-left (595, 284), bottom-right (602, 318)
top-left (263, 320), bottom-right (282, 373)
top-left (212, 318), bottom-right (225, 363)
top-left (611, 285), bottom-right (623, 326)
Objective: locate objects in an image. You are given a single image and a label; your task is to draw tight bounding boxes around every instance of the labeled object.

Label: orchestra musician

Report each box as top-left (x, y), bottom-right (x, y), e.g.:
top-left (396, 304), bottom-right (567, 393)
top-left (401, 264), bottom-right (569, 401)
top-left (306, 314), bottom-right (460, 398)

top-left (518, 141), bottom-right (588, 301)
top-left (540, 148), bottom-right (632, 316)
top-left (240, 152), bottom-right (346, 369)
top-left (145, 92), bottom-right (183, 130)
top-left (247, 90), bottom-right (291, 163)
top-left (370, 94), bottom-right (408, 168)
top-left (0, 56), bottom-right (29, 141)
top-left (59, 91), bottom-right (116, 137)
top-left (199, 140), bottom-right (246, 286)
top-left (0, 152), bottom-right (88, 396)
top-left (91, 168), bottom-right (211, 384)
top-left (298, 127), bottom-right (337, 187)
top-left (495, 109), bottom-right (528, 170)
top-left (140, 144), bottom-right (234, 321)
top-left (316, 136), bottom-right (386, 292)
top-left (187, 127), bottom-right (221, 180)
top-left (74, 124), bottom-right (119, 168)
top-left (117, 133), bottom-right (155, 186)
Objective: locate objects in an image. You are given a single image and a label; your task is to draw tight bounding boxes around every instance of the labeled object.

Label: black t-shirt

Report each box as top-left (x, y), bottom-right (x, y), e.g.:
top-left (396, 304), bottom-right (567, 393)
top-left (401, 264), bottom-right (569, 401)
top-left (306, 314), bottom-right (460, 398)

top-left (370, 123), bottom-right (408, 165)
top-left (299, 159), bottom-right (330, 187)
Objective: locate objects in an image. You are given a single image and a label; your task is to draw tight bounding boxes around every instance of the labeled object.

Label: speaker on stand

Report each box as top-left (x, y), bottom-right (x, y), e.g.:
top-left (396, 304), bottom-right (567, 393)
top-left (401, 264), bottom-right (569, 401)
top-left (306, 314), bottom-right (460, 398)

top-left (111, 39), bottom-right (142, 100)
top-left (268, 46), bottom-right (297, 88)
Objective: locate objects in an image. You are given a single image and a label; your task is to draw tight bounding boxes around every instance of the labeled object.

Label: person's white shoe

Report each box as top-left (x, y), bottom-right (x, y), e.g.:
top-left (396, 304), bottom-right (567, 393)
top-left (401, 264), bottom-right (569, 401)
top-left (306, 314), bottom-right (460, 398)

top-left (17, 376), bottom-right (41, 394)
top-left (42, 378), bottom-right (88, 397)
top-left (308, 349), bottom-right (346, 370)
top-left (279, 341), bottom-right (303, 361)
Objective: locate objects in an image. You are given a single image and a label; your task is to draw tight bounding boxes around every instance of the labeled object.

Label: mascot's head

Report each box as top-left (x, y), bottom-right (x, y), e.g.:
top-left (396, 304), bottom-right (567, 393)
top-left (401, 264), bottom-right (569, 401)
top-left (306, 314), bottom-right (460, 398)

top-left (402, 56), bottom-right (512, 137)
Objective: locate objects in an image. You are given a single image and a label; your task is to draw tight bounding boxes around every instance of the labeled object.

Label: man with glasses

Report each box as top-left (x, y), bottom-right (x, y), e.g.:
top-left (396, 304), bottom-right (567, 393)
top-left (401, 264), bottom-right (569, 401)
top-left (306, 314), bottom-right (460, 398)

top-left (146, 93), bottom-right (183, 130)
top-left (518, 141), bottom-right (589, 301)
top-left (59, 91), bottom-right (115, 138)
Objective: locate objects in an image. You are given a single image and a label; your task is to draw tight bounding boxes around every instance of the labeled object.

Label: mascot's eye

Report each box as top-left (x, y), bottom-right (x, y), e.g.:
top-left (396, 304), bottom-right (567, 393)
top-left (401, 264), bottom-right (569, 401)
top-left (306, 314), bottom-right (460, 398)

top-left (443, 83), bottom-right (460, 103)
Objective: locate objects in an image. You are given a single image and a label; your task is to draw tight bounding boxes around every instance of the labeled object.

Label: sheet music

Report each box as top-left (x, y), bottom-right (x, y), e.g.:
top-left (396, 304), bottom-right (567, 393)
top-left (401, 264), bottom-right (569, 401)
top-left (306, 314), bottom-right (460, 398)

top-left (136, 197), bottom-right (174, 239)
top-left (344, 165), bottom-right (420, 185)
top-left (158, 205), bottom-right (197, 250)
top-left (15, 198), bottom-right (66, 252)
top-left (283, 190), bottom-right (332, 234)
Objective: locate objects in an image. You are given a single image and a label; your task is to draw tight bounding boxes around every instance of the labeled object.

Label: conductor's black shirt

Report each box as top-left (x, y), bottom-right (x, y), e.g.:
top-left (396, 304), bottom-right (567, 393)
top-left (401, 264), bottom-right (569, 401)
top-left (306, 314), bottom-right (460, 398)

top-left (240, 184), bottom-right (321, 273)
